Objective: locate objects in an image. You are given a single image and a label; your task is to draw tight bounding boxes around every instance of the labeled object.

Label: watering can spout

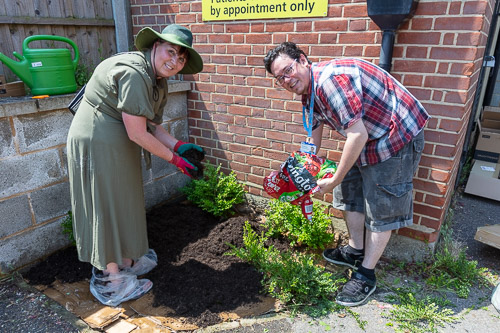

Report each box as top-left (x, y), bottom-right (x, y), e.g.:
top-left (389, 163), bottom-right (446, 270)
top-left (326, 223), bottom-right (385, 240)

top-left (0, 51), bottom-right (33, 88)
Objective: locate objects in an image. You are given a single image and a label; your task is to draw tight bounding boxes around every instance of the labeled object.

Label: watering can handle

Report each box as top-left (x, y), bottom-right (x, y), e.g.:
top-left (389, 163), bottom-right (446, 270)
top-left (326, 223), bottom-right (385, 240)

top-left (23, 35), bottom-right (80, 70)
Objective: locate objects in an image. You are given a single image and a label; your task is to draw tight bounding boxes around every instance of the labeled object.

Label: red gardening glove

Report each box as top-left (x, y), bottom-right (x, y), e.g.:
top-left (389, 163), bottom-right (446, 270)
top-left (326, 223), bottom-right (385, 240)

top-left (174, 140), bottom-right (204, 155)
top-left (170, 154), bottom-right (197, 178)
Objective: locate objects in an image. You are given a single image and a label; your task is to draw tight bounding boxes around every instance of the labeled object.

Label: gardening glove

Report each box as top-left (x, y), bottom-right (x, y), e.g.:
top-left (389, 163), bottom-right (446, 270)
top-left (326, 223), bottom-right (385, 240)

top-left (170, 154), bottom-right (197, 178)
top-left (174, 140), bottom-right (204, 155)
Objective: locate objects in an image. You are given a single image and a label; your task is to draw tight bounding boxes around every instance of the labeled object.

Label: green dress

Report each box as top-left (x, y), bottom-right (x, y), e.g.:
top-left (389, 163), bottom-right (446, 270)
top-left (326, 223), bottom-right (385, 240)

top-left (67, 50), bottom-right (168, 270)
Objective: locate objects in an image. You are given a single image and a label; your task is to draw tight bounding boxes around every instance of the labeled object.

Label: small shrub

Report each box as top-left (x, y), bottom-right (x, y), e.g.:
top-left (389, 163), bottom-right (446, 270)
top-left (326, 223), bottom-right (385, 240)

top-left (182, 163), bottom-right (245, 217)
top-left (227, 221), bottom-right (344, 316)
top-left (264, 199), bottom-right (334, 249)
top-left (61, 211), bottom-right (75, 245)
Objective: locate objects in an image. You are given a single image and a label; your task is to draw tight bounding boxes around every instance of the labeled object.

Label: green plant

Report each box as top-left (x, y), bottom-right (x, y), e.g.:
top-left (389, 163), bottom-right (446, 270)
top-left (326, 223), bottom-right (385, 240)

top-left (75, 62), bottom-right (94, 88)
top-left (227, 221), bottom-right (344, 316)
top-left (263, 199), bottom-right (334, 249)
top-left (425, 245), bottom-right (489, 298)
top-left (182, 163), bottom-right (245, 217)
top-left (384, 291), bottom-right (459, 333)
top-left (61, 211), bottom-right (75, 245)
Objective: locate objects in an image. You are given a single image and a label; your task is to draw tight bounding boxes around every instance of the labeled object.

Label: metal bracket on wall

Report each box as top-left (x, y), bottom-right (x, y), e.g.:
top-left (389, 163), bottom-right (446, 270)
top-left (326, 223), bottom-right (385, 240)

top-left (484, 55), bottom-right (496, 68)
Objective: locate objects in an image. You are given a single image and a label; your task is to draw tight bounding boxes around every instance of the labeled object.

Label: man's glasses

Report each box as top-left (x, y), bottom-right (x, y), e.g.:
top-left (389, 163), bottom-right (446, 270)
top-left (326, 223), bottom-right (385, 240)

top-left (274, 59), bottom-right (298, 86)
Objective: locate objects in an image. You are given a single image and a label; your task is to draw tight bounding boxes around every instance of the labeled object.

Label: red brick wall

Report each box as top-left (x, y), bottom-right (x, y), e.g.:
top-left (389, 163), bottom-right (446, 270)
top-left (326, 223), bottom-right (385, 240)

top-left (130, 0), bottom-right (495, 244)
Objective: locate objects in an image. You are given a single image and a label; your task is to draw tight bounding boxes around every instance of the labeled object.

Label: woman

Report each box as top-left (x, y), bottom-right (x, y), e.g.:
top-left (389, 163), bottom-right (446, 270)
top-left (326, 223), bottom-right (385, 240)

top-left (66, 24), bottom-right (203, 306)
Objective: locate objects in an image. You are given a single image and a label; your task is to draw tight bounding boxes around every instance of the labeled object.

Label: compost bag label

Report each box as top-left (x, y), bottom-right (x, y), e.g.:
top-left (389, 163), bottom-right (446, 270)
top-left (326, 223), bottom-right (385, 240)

top-left (286, 155), bottom-right (317, 192)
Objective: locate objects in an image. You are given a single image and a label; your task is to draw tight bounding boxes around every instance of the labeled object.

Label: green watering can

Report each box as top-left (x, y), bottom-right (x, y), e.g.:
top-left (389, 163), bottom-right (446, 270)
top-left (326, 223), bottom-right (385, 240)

top-left (0, 35), bottom-right (79, 95)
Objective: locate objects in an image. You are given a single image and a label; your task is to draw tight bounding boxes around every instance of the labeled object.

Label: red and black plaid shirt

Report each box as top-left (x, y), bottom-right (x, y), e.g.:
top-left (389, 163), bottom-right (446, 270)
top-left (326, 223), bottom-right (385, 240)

top-left (302, 58), bottom-right (430, 166)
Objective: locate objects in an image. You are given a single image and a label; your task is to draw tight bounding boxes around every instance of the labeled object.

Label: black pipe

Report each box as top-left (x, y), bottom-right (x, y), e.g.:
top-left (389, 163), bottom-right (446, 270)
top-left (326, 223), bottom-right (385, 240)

top-left (367, 0), bottom-right (419, 73)
top-left (379, 30), bottom-right (395, 73)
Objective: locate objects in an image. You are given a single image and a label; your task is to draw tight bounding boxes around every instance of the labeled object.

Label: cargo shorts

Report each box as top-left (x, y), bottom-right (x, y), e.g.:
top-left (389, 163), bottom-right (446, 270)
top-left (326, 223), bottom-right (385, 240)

top-left (333, 130), bottom-right (425, 232)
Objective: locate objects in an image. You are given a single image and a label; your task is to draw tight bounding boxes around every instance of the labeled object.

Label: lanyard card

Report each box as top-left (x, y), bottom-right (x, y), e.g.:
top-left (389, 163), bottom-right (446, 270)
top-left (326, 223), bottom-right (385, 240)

top-left (300, 141), bottom-right (317, 155)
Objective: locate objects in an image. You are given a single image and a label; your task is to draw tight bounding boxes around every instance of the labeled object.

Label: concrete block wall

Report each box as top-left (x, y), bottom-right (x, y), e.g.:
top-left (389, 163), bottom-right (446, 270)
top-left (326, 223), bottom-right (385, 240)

top-left (130, 0), bottom-right (496, 259)
top-left (0, 80), bottom-right (192, 273)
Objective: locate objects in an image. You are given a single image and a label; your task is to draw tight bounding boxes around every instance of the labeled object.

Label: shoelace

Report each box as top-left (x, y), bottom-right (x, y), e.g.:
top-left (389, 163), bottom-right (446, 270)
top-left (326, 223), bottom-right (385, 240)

top-left (343, 278), bottom-right (365, 294)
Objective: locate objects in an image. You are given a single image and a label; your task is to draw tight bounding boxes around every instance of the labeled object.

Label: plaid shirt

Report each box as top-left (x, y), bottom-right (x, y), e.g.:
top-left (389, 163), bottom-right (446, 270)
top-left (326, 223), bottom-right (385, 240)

top-left (302, 58), bottom-right (430, 166)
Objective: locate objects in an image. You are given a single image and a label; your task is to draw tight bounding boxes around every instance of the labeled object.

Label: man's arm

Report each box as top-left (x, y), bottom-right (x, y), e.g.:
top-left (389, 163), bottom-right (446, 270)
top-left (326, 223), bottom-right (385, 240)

top-left (317, 119), bottom-right (368, 194)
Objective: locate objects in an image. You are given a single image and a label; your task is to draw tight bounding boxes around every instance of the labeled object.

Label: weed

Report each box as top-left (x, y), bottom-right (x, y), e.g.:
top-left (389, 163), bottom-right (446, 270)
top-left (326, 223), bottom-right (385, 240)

top-left (182, 163), bottom-right (245, 218)
top-left (61, 211), bottom-right (75, 245)
top-left (263, 199), bottom-right (334, 249)
top-left (74, 62), bottom-right (94, 88)
top-left (384, 291), bottom-right (459, 333)
top-left (425, 243), bottom-right (490, 298)
top-left (227, 221), bottom-right (344, 317)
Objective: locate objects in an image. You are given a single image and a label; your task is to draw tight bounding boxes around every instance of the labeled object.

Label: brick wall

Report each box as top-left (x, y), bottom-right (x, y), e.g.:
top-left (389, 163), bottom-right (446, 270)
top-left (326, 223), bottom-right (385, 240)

top-left (130, 0), bottom-right (495, 248)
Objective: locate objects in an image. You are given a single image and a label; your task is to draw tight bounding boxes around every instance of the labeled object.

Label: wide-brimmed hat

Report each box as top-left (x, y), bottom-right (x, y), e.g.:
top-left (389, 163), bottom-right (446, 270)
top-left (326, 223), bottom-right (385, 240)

top-left (135, 24), bottom-right (203, 74)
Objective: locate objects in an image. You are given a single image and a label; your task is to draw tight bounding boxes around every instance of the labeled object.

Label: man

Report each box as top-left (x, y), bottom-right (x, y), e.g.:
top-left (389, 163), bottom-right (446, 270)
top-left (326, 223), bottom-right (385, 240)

top-left (264, 42), bottom-right (429, 306)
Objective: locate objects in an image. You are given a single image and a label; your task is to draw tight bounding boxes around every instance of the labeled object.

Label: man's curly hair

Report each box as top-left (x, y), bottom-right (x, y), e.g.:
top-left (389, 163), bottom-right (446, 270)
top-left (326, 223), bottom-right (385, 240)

top-left (263, 42), bottom-right (309, 74)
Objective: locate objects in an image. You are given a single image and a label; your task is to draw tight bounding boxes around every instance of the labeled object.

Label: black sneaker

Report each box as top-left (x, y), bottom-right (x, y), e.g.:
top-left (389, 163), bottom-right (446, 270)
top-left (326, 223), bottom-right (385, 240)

top-left (322, 246), bottom-right (364, 269)
top-left (335, 271), bottom-right (376, 307)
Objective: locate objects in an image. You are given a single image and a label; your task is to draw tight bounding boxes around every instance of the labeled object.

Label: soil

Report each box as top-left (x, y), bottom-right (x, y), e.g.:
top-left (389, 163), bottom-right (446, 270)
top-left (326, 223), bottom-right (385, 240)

top-left (23, 202), bottom-right (291, 328)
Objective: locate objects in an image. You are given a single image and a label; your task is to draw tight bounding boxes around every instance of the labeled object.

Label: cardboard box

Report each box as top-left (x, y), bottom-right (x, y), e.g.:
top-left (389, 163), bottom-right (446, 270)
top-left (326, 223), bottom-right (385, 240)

top-left (464, 160), bottom-right (500, 201)
top-left (475, 224), bottom-right (500, 250)
top-left (0, 75), bottom-right (26, 97)
top-left (474, 106), bottom-right (500, 163)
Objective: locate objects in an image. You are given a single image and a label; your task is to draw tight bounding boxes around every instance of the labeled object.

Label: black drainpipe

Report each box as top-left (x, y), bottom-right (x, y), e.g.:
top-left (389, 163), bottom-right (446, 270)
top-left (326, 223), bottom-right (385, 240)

top-left (367, 0), bottom-right (419, 73)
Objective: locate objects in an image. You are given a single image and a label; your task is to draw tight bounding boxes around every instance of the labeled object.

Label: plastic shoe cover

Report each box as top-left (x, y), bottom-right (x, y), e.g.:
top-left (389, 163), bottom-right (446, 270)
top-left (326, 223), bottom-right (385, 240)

top-left (492, 283), bottom-right (500, 313)
top-left (122, 248), bottom-right (158, 276)
top-left (89, 268), bottom-right (153, 307)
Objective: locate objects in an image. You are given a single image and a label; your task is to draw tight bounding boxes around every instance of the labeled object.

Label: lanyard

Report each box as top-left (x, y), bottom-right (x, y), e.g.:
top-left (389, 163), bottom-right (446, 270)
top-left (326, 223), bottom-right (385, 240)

top-left (302, 69), bottom-right (315, 137)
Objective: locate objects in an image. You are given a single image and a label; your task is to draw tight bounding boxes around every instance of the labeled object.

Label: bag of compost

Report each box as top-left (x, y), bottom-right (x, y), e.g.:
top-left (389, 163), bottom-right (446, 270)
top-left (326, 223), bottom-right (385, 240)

top-left (263, 151), bottom-right (337, 220)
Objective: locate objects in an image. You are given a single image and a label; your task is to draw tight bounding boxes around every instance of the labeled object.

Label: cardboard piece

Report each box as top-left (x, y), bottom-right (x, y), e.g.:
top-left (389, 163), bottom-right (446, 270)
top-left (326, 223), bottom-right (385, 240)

top-left (474, 224), bottom-right (500, 249)
top-left (84, 307), bottom-right (124, 329)
top-left (104, 319), bottom-right (137, 333)
top-left (464, 160), bottom-right (500, 201)
top-left (474, 106), bottom-right (500, 163)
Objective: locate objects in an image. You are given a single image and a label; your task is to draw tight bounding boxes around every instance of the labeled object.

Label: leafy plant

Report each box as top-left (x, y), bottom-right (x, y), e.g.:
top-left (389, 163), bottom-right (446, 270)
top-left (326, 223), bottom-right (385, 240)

top-left (264, 199), bottom-right (334, 249)
top-left (182, 163), bottom-right (245, 217)
top-left (384, 290), bottom-right (459, 333)
top-left (61, 211), bottom-right (75, 245)
top-left (74, 62), bottom-right (94, 88)
top-left (227, 221), bottom-right (344, 316)
top-left (424, 245), bottom-right (489, 298)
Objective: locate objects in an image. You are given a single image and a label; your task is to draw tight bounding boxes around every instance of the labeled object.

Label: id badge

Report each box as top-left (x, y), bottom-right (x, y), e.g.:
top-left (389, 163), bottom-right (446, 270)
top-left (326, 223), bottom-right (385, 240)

top-left (300, 141), bottom-right (317, 155)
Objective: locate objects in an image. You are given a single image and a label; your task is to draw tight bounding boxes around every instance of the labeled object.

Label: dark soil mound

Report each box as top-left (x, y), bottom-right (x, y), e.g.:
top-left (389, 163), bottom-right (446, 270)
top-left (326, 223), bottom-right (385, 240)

top-left (24, 202), bottom-right (289, 328)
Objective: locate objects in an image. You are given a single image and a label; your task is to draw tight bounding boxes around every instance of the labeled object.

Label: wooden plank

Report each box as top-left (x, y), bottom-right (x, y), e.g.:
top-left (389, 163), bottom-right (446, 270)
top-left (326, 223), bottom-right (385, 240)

top-left (475, 224), bottom-right (500, 249)
top-left (0, 15), bottom-right (115, 26)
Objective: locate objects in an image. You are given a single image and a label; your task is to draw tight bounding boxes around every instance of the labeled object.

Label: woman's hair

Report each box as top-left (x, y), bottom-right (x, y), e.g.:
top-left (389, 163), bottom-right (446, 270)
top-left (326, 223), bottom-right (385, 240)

top-left (263, 42), bottom-right (309, 74)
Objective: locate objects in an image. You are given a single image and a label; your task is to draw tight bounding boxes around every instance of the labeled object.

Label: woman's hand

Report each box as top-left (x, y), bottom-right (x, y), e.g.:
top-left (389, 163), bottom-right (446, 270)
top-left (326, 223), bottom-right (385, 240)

top-left (170, 154), bottom-right (197, 178)
top-left (174, 141), bottom-right (204, 155)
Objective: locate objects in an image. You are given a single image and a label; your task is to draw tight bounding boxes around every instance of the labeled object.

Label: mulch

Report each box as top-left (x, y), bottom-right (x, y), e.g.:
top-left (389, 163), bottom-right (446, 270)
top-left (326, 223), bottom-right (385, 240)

top-left (23, 202), bottom-right (291, 328)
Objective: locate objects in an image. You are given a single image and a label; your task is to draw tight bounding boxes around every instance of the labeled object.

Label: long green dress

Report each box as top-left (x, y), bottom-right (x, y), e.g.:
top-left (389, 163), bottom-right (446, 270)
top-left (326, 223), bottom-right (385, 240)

top-left (67, 50), bottom-right (168, 270)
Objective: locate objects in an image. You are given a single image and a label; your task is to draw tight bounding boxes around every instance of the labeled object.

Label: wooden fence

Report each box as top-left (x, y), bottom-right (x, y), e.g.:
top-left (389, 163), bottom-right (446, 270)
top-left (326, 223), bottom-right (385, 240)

top-left (0, 0), bottom-right (117, 82)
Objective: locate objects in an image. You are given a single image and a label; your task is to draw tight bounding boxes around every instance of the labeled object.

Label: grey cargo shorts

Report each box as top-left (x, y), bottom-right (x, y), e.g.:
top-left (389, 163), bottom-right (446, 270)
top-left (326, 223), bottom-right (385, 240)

top-left (333, 130), bottom-right (425, 232)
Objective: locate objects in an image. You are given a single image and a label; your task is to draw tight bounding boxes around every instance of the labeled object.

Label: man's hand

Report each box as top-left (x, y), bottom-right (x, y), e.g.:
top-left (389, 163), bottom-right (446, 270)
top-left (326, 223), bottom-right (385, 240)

top-left (316, 176), bottom-right (340, 194)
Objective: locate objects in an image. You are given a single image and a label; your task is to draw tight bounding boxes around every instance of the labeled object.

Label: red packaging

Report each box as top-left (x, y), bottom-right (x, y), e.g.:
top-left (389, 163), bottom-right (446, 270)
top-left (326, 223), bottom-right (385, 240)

top-left (263, 151), bottom-right (337, 220)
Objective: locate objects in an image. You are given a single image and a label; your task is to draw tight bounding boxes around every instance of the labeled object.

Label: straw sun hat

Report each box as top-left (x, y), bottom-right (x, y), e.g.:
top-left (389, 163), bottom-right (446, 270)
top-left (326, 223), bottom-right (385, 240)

top-left (135, 24), bottom-right (203, 74)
